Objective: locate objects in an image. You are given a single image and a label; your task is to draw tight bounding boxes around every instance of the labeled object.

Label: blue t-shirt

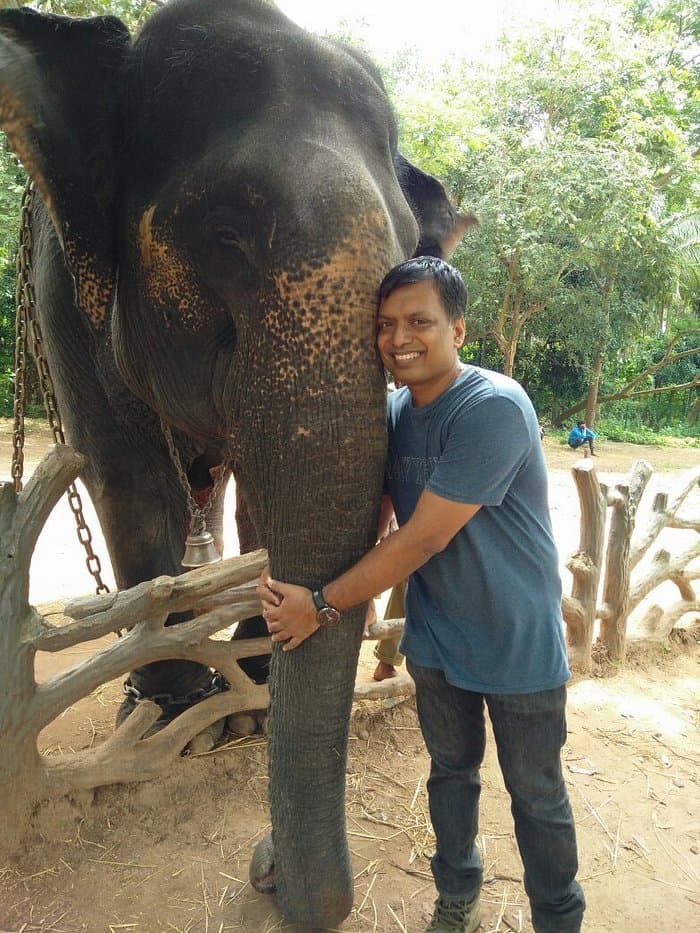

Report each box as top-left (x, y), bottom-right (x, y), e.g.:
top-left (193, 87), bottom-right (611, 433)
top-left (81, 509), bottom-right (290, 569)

top-left (386, 366), bottom-right (569, 694)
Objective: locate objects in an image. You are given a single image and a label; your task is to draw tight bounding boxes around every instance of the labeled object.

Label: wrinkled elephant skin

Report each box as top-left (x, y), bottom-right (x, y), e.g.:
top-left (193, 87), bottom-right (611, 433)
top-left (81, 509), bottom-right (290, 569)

top-left (0, 1), bottom-right (471, 927)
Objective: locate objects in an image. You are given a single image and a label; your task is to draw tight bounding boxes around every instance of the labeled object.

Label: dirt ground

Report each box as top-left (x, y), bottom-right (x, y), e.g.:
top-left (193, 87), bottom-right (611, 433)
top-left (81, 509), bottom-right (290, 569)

top-left (0, 421), bottom-right (698, 933)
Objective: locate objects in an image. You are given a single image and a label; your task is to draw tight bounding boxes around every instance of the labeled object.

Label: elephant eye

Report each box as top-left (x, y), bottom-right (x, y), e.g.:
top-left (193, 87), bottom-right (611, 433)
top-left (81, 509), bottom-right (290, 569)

top-left (214, 225), bottom-right (242, 248)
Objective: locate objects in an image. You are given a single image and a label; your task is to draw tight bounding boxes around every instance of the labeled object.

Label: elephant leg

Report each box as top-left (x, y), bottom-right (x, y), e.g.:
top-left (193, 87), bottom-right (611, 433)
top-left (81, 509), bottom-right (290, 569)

top-left (230, 476), bottom-right (271, 684)
top-left (115, 456), bottom-right (231, 730)
top-left (232, 615), bottom-right (270, 685)
top-left (234, 475), bottom-right (261, 555)
top-left (118, 651), bottom-right (227, 732)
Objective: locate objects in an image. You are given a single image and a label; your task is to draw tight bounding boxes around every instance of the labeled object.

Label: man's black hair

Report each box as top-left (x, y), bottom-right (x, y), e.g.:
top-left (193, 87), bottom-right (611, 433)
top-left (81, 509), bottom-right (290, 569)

top-left (577, 420), bottom-right (586, 426)
top-left (378, 256), bottom-right (467, 323)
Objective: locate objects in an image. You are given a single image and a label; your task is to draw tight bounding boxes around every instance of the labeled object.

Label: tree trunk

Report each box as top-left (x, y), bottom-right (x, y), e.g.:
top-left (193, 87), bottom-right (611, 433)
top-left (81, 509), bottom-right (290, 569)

top-left (503, 339), bottom-right (516, 377)
top-left (562, 460), bottom-right (606, 670)
top-left (598, 461), bottom-right (652, 661)
top-left (0, 450), bottom-right (82, 852)
top-left (0, 591), bottom-right (44, 851)
top-left (585, 348), bottom-right (604, 425)
top-left (502, 316), bottom-right (522, 378)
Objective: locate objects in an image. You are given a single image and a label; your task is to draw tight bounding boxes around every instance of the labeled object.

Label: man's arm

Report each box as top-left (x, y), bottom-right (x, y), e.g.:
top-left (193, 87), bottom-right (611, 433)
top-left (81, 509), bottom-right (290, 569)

top-left (259, 490), bottom-right (480, 650)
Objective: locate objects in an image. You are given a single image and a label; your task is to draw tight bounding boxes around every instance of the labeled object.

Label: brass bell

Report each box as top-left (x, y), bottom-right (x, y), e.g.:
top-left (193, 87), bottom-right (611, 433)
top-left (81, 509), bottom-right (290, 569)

top-left (181, 530), bottom-right (221, 568)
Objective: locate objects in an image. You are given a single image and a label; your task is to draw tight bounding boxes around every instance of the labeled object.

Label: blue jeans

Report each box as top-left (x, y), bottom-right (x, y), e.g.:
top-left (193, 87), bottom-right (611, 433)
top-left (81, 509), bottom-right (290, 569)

top-left (407, 661), bottom-right (585, 933)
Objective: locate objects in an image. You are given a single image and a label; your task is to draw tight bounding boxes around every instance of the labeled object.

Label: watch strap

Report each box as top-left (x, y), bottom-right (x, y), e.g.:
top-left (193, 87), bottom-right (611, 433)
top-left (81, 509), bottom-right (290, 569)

top-left (312, 588), bottom-right (331, 612)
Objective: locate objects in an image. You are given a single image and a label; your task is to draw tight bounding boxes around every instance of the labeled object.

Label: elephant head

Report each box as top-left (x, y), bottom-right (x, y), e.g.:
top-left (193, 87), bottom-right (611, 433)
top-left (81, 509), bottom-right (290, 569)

top-left (0, 1), bottom-right (471, 927)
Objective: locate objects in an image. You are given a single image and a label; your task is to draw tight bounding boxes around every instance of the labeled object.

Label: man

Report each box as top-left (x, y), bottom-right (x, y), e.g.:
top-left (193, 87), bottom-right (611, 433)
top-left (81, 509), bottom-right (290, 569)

top-left (567, 419), bottom-right (597, 455)
top-left (259, 257), bottom-right (585, 933)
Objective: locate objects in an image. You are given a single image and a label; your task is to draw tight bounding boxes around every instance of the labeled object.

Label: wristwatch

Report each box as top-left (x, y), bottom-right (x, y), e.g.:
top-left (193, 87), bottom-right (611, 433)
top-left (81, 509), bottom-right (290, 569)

top-left (311, 589), bottom-right (341, 627)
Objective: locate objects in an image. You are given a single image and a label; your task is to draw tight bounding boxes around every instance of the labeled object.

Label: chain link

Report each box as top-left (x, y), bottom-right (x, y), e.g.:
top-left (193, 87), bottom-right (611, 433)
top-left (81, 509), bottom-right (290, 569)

top-left (159, 418), bottom-right (230, 537)
top-left (10, 181), bottom-right (110, 596)
top-left (122, 670), bottom-right (228, 711)
top-left (11, 184), bottom-right (33, 493)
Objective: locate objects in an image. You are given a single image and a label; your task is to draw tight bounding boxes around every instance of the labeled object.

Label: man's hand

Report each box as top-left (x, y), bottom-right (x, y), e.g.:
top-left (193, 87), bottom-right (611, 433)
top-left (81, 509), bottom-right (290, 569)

top-left (257, 571), bottom-right (320, 651)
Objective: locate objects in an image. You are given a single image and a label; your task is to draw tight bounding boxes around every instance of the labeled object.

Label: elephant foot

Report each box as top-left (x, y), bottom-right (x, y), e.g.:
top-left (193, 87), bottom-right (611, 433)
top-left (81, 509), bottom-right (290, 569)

top-left (250, 834), bottom-right (276, 894)
top-left (186, 717), bottom-right (226, 754)
top-left (116, 672), bottom-right (228, 752)
top-left (226, 709), bottom-right (268, 737)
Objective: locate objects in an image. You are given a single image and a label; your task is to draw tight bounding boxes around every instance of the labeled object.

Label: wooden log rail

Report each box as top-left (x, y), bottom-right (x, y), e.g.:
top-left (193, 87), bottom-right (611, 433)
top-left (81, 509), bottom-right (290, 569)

top-left (0, 445), bottom-right (270, 848)
top-left (562, 456), bottom-right (699, 669)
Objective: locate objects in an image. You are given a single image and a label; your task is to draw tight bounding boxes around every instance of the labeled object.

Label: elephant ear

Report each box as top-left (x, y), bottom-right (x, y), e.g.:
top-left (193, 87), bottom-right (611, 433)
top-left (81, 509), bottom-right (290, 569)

top-left (394, 152), bottom-right (477, 259)
top-left (0, 8), bottom-right (130, 328)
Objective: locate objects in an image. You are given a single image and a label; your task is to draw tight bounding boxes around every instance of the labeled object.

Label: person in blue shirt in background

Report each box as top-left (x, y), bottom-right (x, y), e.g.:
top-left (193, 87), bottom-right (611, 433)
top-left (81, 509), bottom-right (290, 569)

top-left (259, 257), bottom-right (585, 933)
top-left (567, 419), bottom-right (597, 455)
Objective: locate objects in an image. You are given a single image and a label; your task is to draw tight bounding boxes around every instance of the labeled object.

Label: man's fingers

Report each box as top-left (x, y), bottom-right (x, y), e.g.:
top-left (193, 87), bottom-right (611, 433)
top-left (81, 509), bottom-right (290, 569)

top-left (263, 603), bottom-right (283, 624)
top-left (257, 570), bottom-right (285, 606)
top-left (257, 580), bottom-right (282, 607)
top-left (265, 578), bottom-right (285, 605)
top-left (267, 627), bottom-right (305, 649)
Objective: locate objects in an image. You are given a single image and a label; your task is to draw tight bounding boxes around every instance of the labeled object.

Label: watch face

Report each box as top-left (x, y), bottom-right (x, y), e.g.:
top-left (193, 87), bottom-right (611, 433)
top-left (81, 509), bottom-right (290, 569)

top-left (318, 606), bottom-right (341, 627)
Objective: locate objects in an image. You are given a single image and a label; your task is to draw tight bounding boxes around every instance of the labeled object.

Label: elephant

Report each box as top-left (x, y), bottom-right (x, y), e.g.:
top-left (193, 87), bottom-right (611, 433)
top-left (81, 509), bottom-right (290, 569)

top-left (0, 1), bottom-right (472, 927)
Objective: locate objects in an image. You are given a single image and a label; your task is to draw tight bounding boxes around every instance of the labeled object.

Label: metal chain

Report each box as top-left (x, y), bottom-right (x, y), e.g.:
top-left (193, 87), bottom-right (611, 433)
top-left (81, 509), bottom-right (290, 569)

top-left (11, 200), bottom-right (29, 493)
top-left (123, 670), bottom-right (228, 711)
top-left (11, 181), bottom-right (110, 596)
top-left (159, 418), bottom-right (230, 537)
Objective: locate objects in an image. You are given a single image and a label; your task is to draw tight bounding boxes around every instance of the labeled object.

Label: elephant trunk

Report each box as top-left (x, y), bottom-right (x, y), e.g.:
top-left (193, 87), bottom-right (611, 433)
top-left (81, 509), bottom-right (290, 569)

top-left (269, 617), bottom-right (366, 926)
top-left (234, 336), bottom-right (387, 927)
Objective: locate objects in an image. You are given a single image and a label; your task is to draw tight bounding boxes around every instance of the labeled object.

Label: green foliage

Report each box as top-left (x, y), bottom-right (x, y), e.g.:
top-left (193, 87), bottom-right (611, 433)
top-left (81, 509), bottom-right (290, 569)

top-left (0, 140), bottom-right (25, 416)
top-left (595, 406), bottom-right (700, 443)
top-left (554, 406), bottom-right (699, 445)
top-left (662, 210), bottom-right (700, 296)
top-left (29, 1), bottom-right (153, 31)
top-left (385, 0), bottom-right (699, 428)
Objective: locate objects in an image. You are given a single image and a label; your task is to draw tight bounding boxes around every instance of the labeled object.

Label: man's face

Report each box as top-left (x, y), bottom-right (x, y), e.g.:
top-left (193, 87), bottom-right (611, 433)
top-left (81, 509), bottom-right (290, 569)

top-left (376, 279), bottom-right (465, 406)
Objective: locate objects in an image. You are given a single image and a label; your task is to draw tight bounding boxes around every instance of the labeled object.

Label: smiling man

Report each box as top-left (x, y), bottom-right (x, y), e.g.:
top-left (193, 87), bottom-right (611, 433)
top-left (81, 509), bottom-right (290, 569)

top-left (259, 257), bottom-right (585, 933)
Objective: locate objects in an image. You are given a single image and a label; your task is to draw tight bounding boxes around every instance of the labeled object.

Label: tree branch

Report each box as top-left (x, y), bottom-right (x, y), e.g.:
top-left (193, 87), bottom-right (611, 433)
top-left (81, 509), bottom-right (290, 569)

top-left (17, 446), bottom-right (85, 567)
top-left (610, 376), bottom-right (699, 401)
top-left (32, 596), bottom-right (265, 731)
top-left (44, 684), bottom-right (270, 797)
top-left (630, 467), bottom-right (700, 569)
top-left (557, 331), bottom-right (700, 421)
top-left (629, 541), bottom-right (700, 611)
top-left (35, 558), bottom-right (265, 651)
top-left (637, 597), bottom-right (700, 640)
top-left (364, 617), bottom-right (405, 641)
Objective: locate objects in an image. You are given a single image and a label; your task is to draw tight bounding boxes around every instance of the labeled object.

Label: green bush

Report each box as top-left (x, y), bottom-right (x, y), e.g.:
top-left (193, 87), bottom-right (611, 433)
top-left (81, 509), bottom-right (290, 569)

top-left (0, 368), bottom-right (13, 416)
top-left (594, 398), bottom-right (700, 444)
top-left (593, 416), bottom-right (699, 446)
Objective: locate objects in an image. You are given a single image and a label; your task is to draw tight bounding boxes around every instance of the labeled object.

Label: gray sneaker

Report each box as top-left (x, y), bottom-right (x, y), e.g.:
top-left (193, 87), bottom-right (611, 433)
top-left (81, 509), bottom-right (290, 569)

top-left (426, 893), bottom-right (481, 932)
